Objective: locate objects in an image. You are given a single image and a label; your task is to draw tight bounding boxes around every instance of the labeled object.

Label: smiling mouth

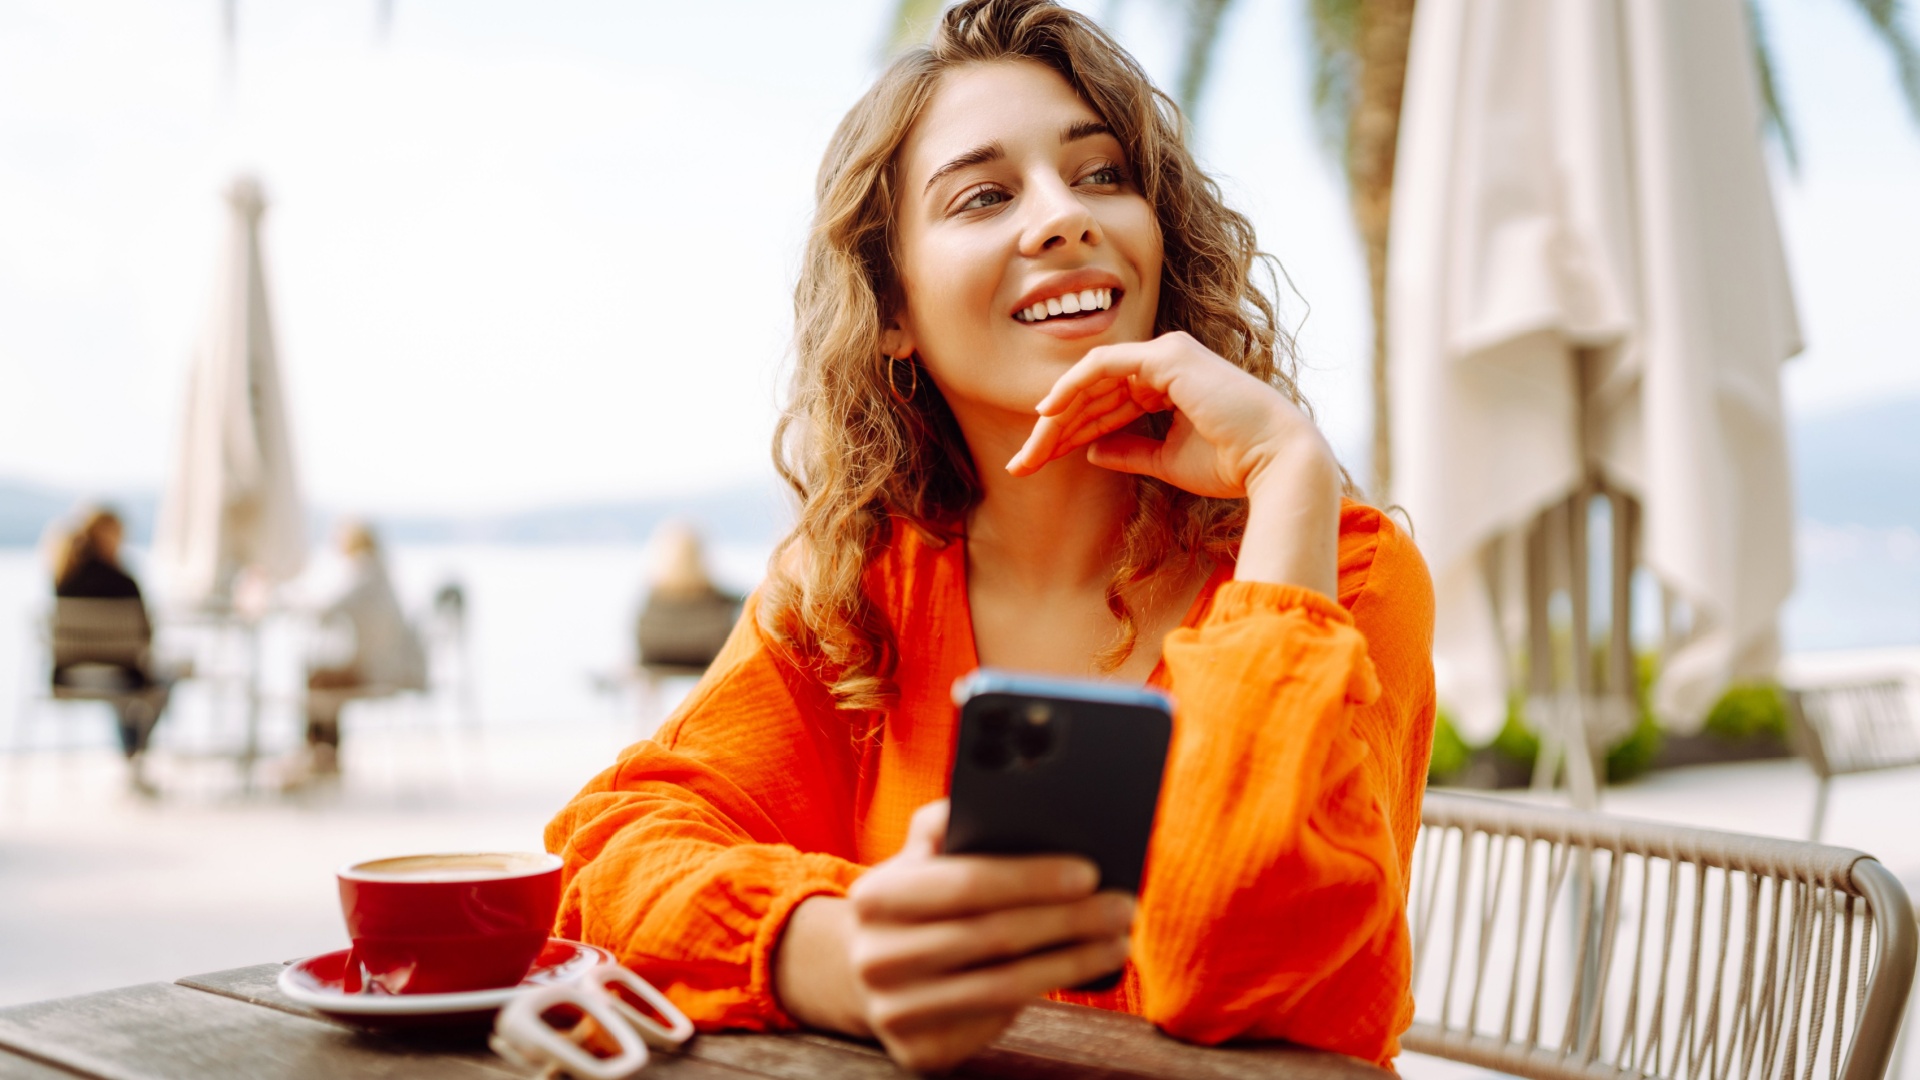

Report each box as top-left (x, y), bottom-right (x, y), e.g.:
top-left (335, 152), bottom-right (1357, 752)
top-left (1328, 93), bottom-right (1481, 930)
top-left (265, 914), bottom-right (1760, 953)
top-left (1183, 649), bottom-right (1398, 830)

top-left (1013, 287), bottom-right (1120, 324)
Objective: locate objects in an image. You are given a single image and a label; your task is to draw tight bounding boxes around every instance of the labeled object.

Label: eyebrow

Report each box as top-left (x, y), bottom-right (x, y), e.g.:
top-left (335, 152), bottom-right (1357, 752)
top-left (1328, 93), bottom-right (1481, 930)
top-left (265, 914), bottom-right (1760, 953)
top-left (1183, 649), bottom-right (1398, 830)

top-left (1062, 119), bottom-right (1113, 144)
top-left (920, 120), bottom-right (1119, 196)
top-left (923, 141), bottom-right (1005, 195)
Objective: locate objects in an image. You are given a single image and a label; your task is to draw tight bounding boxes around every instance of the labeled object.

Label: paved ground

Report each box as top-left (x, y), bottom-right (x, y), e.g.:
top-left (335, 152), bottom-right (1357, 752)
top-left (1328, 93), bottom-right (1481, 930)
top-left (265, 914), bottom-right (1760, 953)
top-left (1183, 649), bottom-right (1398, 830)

top-left (0, 714), bottom-right (642, 1006)
top-left (2, 711), bottom-right (1914, 1078)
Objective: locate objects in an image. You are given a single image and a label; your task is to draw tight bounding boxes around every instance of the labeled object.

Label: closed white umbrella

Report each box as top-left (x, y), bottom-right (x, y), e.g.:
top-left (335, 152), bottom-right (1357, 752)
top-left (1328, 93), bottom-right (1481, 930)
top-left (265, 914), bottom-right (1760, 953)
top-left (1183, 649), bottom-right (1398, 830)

top-left (1387, 0), bottom-right (1801, 745)
top-left (155, 175), bottom-right (307, 609)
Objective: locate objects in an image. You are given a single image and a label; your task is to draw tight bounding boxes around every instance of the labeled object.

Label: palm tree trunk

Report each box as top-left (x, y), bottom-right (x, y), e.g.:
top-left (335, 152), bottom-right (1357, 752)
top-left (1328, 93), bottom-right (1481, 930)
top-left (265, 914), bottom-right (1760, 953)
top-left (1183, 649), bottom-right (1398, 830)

top-left (1348, 0), bottom-right (1416, 501)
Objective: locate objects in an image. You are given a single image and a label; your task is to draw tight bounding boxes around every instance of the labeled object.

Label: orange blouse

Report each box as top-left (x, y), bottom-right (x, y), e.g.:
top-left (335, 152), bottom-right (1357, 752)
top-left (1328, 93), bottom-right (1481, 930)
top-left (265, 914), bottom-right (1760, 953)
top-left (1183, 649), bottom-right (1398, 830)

top-left (546, 500), bottom-right (1435, 1067)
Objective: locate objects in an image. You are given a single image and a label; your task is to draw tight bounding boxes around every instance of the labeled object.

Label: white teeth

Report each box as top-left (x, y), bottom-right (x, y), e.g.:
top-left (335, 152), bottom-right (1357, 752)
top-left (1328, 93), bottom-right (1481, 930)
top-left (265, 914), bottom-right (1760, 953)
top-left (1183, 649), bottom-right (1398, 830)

top-left (1017, 288), bottom-right (1118, 322)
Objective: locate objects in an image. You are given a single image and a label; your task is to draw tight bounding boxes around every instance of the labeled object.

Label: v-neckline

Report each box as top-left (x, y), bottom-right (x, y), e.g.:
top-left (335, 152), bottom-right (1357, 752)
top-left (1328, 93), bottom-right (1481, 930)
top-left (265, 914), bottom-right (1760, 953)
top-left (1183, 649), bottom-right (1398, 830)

top-left (950, 534), bottom-right (1226, 688)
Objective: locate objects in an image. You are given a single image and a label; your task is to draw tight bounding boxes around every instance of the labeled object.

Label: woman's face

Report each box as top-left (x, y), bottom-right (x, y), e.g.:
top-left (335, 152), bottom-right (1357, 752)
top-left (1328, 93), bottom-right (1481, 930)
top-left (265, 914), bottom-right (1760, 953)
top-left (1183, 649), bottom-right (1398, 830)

top-left (886, 60), bottom-right (1162, 431)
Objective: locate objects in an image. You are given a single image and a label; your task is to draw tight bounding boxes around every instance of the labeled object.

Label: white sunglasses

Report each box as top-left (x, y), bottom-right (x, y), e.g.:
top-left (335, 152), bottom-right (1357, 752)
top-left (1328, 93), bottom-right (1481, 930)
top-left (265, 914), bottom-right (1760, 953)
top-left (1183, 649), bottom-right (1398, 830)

top-left (490, 962), bottom-right (695, 1080)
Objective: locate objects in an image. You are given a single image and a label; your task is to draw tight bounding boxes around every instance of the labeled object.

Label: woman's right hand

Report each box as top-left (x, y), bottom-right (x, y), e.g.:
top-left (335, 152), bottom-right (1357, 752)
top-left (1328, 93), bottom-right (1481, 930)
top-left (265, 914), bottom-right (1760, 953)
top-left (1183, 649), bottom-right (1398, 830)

top-left (775, 800), bottom-right (1135, 1073)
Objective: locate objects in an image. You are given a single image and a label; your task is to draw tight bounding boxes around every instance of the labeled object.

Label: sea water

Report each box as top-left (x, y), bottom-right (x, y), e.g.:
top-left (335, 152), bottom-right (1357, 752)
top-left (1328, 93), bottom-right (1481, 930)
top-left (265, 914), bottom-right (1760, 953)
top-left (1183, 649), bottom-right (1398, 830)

top-left (0, 524), bottom-right (1914, 752)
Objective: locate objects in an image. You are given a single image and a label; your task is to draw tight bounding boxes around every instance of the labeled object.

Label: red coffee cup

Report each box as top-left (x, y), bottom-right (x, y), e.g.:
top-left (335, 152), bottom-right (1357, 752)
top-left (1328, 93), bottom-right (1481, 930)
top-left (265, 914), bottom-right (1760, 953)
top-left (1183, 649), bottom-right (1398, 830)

top-left (337, 852), bottom-right (563, 995)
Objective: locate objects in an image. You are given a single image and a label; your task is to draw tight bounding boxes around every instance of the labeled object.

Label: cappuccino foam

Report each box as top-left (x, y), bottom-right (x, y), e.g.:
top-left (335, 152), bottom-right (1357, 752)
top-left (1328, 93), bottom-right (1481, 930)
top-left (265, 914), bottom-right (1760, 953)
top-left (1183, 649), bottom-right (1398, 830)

top-left (345, 852), bottom-right (558, 882)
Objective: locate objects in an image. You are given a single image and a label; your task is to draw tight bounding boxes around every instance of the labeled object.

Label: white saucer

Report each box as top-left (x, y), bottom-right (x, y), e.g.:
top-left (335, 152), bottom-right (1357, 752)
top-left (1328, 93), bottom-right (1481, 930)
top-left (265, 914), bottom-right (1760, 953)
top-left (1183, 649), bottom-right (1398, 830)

top-left (279, 938), bottom-right (612, 1027)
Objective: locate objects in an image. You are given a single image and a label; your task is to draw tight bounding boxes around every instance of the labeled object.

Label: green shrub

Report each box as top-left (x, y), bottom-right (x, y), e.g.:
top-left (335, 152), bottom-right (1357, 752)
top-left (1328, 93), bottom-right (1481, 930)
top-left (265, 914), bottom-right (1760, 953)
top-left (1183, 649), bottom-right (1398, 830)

top-left (1491, 696), bottom-right (1540, 767)
top-left (1702, 682), bottom-right (1788, 739)
top-left (1428, 708), bottom-right (1473, 783)
top-left (1433, 661), bottom-right (1782, 789)
top-left (1605, 711), bottom-right (1663, 782)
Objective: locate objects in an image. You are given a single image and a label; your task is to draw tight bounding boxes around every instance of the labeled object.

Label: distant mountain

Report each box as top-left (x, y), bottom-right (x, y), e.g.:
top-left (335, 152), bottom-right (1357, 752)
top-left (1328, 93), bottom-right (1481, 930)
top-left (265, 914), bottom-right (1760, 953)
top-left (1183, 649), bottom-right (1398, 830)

top-left (0, 480), bottom-right (158, 547)
top-left (0, 480), bottom-right (790, 549)
top-left (1792, 394), bottom-right (1920, 529)
top-left (372, 483), bottom-right (793, 547)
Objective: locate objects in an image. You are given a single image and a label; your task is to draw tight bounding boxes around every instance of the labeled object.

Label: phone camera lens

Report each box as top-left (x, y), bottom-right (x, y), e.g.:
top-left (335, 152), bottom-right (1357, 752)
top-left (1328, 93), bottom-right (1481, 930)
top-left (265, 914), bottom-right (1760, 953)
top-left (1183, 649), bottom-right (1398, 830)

top-left (1014, 722), bottom-right (1055, 761)
top-left (971, 735), bottom-right (1014, 771)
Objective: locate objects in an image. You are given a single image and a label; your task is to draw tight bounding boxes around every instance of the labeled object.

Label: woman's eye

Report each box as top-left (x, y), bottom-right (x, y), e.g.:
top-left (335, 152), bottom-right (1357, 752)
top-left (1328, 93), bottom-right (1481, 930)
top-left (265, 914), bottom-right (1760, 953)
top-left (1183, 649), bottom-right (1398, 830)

top-left (960, 187), bottom-right (1008, 211)
top-left (1082, 166), bottom-right (1124, 186)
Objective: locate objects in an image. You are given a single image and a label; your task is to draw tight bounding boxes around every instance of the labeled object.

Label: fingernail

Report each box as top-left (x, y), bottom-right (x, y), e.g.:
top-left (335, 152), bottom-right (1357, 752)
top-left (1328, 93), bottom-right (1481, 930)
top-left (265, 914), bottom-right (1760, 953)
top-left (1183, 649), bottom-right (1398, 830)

top-left (1108, 893), bottom-right (1138, 926)
top-left (1063, 862), bottom-right (1098, 893)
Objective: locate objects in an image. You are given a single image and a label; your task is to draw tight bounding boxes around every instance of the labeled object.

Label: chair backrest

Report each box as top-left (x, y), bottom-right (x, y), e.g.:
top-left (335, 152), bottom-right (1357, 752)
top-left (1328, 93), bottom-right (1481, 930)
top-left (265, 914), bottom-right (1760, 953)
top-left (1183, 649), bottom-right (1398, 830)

top-left (1406, 792), bottom-right (1916, 1080)
top-left (1785, 682), bottom-right (1920, 782)
top-left (48, 597), bottom-right (151, 671)
top-left (636, 592), bottom-right (741, 670)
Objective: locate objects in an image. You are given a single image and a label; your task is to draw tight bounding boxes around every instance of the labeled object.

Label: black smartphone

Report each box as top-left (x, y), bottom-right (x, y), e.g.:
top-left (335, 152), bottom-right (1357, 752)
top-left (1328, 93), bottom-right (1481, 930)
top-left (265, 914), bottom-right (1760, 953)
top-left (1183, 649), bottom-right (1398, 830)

top-left (944, 669), bottom-right (1174, 992)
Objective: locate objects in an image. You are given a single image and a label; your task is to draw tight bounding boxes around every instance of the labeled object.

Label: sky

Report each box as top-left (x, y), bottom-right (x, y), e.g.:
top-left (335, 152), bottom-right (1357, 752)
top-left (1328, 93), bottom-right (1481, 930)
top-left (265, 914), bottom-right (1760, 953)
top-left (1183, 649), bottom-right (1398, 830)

top-left (0, 0), bottom-right (1916, 515)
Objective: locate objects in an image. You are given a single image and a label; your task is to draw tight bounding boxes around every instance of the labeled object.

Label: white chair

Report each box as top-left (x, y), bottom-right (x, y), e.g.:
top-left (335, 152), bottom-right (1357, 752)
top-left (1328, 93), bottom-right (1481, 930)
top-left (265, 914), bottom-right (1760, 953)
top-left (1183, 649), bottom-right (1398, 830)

top-left (413, 580), bottom-right (479, 731)
top-left (1785, 681), bottom-right (1920, 844)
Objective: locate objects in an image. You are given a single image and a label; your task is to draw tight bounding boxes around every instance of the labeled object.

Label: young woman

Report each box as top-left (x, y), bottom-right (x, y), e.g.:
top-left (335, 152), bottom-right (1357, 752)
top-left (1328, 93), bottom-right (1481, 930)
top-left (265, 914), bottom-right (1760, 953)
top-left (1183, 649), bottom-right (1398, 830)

top-left (546, 0), bottom-right (1435, 1071)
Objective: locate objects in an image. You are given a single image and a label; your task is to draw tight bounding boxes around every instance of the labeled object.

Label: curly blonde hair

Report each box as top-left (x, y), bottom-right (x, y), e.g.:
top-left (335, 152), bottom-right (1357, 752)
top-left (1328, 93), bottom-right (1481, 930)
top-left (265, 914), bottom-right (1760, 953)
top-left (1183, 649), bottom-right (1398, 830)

top-left (761, 0), bottom-right (1314, 711)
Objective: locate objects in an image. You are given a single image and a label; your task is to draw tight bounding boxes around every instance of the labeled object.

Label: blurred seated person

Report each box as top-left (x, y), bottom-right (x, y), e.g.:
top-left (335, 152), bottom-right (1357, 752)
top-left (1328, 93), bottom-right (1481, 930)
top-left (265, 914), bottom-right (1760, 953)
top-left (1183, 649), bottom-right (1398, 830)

top-left (48, 505), bottom-right (172, 795)
top-left (297, 520), bottom-right (425, 778)
top-left (635, 522), bottom-right (743, 672)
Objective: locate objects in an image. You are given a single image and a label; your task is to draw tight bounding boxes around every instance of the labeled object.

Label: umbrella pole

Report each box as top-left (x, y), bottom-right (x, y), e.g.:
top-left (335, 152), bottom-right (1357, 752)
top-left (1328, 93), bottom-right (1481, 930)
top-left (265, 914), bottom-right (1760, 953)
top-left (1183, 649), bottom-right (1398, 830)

top-left (240, 616), bottom-right (260, 794)
top-left (1609, 485), bottom-right (1639, 729)
top-left (1523, 489), bottom-right (1615, 811)
top-left (1565, 484), bottom-right (1599, 811)
top-left (1526, 510), bottom-right (1558, 793)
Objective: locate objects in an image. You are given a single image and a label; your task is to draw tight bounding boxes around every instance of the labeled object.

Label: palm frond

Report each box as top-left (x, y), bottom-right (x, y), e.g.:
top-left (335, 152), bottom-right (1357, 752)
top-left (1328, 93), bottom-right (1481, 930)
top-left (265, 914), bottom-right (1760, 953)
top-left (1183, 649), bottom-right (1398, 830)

top-left (1173, 0), bottom-right (1234, 121)
top-left (1746, 0), bottom-right (1800, 170)
top-left (882, 0), bottom-right (948, 58)
top-left (1837, 0), bottom-right (1920, 128)
top-left (1304, 0), bottom-right (1361, 172)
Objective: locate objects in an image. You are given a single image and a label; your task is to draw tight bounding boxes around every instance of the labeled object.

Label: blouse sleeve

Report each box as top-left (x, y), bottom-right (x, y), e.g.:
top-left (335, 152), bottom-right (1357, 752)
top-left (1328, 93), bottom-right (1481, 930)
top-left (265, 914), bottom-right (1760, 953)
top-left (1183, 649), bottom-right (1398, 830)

top-left (1135, 515), bottom-right (1435, 1066)
top-left (543, 594), bottom-right (867, 1030)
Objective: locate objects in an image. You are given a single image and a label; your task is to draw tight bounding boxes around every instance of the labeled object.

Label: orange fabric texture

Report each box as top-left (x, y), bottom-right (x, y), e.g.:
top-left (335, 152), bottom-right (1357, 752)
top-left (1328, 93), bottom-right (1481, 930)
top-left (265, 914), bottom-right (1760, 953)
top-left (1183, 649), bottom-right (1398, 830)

top-left (545, 500), bottom-right (1436, 1066)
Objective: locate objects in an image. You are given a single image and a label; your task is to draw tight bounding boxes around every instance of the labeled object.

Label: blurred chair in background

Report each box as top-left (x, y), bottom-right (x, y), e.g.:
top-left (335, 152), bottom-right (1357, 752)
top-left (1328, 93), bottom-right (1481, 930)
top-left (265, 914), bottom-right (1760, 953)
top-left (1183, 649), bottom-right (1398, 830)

top-left (635, 521), bottom-right (742, 677)
top-left (39, 506), bottom-right (177, 797)
top-left (591, 522), bottom-right (742, 731)
top-left (422, 580), bottom-right (480, 730)
top-left (1787, 679), bottom-right (1920, 843)
top-left (288, 520), bottom-right (426, 787)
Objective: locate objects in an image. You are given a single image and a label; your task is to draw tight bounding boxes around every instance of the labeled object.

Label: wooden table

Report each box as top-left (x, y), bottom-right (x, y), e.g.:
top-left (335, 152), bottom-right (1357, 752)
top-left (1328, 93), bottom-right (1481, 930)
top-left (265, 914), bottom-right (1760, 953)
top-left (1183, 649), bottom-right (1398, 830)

top-left (0, 962), bottom-right (1394, 1079)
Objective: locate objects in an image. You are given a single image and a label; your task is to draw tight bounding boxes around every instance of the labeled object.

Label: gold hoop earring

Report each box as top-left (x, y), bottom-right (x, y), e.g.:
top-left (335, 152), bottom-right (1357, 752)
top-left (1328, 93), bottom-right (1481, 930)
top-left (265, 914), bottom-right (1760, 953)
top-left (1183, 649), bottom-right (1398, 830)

top-left (886, 354), bottom-right (919, 405)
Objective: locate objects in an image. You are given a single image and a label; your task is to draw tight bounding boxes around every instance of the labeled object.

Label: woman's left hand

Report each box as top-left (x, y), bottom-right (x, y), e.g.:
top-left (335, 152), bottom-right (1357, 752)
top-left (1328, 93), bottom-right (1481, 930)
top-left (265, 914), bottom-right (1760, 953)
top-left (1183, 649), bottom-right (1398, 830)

top-left (1007, 331), bottom-right (1325, 498)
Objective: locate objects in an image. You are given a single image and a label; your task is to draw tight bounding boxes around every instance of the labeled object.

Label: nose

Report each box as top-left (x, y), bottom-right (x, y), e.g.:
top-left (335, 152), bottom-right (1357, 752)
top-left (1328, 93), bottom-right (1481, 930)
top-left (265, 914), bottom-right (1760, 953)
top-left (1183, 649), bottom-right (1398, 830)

top-left (1019, 173), bottom-right (1102, 257)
